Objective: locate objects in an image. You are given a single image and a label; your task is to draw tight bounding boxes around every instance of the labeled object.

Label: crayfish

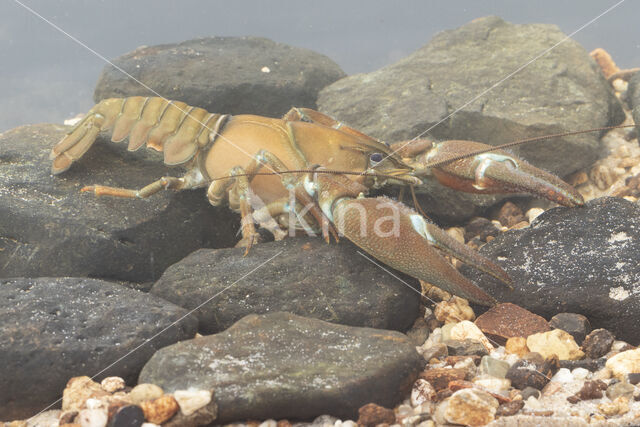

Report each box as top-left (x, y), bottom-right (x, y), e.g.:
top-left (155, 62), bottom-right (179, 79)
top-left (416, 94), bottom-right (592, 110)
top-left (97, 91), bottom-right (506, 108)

top-left (51, 96), bottom-right (587, 306)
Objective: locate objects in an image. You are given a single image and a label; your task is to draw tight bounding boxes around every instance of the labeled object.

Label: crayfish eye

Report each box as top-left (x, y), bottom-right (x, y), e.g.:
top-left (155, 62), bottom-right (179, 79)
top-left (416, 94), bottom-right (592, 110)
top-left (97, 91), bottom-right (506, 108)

top-left (369, 152), bottom-right (383, 164)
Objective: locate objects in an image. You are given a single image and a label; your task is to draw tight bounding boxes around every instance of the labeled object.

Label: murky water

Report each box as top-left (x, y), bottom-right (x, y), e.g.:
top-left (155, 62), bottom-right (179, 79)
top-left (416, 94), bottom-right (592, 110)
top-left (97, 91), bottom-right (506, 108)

top-left (1, 0), bottom-right (638, 132)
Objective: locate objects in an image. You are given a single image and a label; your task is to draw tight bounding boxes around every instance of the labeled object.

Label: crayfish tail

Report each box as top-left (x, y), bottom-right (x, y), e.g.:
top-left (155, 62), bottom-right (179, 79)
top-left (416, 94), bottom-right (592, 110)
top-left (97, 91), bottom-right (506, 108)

top-left (50, 110), bottom-right (105, 174)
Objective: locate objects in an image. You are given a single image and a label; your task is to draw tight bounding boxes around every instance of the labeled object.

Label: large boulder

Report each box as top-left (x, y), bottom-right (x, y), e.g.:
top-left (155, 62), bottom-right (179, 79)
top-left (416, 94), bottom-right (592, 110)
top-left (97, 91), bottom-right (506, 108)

top-left (151, 237), bottom-right (422, 334)
top-left (462, 197), bottom-right (640, 345)
top-left (0, 123), bottom-right (238, 283)
top-left (318, 16), bottom-right (624, 222)
top-left (94, 36), bottom-right (346, 118)
top-left (139, 312), bottom-right (424, 422)
top-left (0, 277), bottom-right (198, 420)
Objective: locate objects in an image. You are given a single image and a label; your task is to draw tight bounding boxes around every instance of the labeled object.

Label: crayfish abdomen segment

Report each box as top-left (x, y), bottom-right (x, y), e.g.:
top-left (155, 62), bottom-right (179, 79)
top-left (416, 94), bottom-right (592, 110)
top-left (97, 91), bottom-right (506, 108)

top-left (50, 96), bottom-right (226, 174)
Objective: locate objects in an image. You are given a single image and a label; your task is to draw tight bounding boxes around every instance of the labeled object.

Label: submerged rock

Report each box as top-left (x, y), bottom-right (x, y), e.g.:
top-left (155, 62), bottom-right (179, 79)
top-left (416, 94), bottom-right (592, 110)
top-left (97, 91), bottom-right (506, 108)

top-left (0, 123), bottom-right (238, 283)
top-left (0, 277), bottom-right (197, 420)
top-left (139, 312), bottom-right (423, 422)
top-left (464, 197), bottom-right (640, 345)
top-left (151, 237), bottom-right (421, 334)
top-left (94, 36), bottom-right (345, 118)
top-left (318, 16), bottom-right (623, 221)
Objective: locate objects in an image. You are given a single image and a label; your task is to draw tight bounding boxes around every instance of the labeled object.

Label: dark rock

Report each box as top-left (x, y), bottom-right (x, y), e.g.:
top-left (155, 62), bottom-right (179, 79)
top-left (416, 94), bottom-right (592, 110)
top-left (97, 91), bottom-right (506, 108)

top-left (559, 358), bottom-right (607, 372)
top-left (520, 387), bottom-right (541, 400)
top-left (506, 360), bottom-right (550, 390)
top-left (318, 16), bottom-right (623, 222)
top-left (549, 313), bottom-right (591, 345)
top-left (109, 405), bottom-right (144, 427)
top-left (463, 197), bottom-right (640, 345)
top-left (444, 339), bottom-right (489, 357)
top-left (419, 368), bottom-right (467, 391)
top-left (627, 373), bottom-right (640, 385)
top-left (94, 37), bottom-right (345, 118)
top-left (496, 400), bottom-right (524, 417)
top-left (474, 303), bottom-right (550, 346)
top-left (464, 217), bottom-right (500, 242)
top-left (0, 277), bottom-right (198, 420)
top-left (150, 237), bottom-right (421, 334)
top-left (138, 312), bottom-right (423, 422)
top-left (581, 328), bottom-right (615, 359)
top-left (541, 355), bottom-right (561, 377)
top-left (406, 317), bottom-right (431, 346)
top-left (567, 380), bottom-right (607, 403)
top-left (357, 403), bottom-right (396, 426)
top-left (0, 124), bottom-right (238, 283)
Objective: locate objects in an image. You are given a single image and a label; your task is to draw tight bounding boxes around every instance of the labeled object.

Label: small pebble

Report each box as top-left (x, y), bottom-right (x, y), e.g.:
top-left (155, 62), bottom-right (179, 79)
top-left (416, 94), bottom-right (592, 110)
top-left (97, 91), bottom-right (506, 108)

top-left (567, 380), bottom-right (608, 403)
top-left (598, 396), bottom-right (630, 416)
top-left (582, 328), bottom-right (615, 359)
top-left (109, 405), bottom-right (144, 427)
top-left (410, 379), bottom-right (436, 406)
top-left (506, 360), bottom-right (549, 390)
top-left (525, 207), bottom-right (545, 223)
top-left (443, 388), bottom-right (499, 426)
top-left (606, 382), bottom-right (636, 400)
top-left (444, 339), bottom-right (488, 357)
top-left (128, 384), bottom-right (164, 405)
top-left (550, 368), bottom-right (574, 383)
top-left (497, 201), bottom-right (525, 228)
top-left (464, 217), bottom-right (499, 241)
top-left (479, 356), bottom-right (510, 379)
top-left (448, 320), bottom-right (493, 352)
top-left (100, 377), bottom-right (126, 393)
top-left (418, 342), bottom-right (448, 361)
top-left (526, 329), bottom-right (585, 360)
top-left (559, 357), bottom-right (606, 372)
top-left (606, 348), bottom-right (640, 379)
top-left (473, 377), bottom-right (511, 394)
top-left (521, 387), bottom-right (541, 400)
top-left (548, 313), bottom-right (590, 345)
top-left (77, 408), bottom-right (108, 427)
top-left (572, 367), bottom-right (590, 380)
top-left (505, 337), bottom-right (529, 358)
top-left (173, 389), bottom-right (212, 416)
top-left (627, 372), bottom-right (640, 384)
top-left (496, 399), bottom-right (524, 416)
top-left (434, 297), bottom-right (475, 324)
top-left (356, 402), bottom-right (395, 426)
top-left (140, 395), bottom-right (180, 424)
top-left (419, 367), bottom-right (466, 391)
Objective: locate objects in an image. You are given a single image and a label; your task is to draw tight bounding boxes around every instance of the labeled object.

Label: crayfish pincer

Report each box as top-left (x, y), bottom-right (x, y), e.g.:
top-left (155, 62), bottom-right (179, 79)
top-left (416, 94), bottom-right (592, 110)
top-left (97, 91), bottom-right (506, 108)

top-left (51, 96), bottom-right (584, 306)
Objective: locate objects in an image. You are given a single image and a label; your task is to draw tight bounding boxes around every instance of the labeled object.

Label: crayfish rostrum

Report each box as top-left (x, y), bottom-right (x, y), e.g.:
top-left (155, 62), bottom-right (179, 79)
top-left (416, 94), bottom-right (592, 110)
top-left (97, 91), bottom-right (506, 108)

top-left (51, 96), bottom-right (584, 306)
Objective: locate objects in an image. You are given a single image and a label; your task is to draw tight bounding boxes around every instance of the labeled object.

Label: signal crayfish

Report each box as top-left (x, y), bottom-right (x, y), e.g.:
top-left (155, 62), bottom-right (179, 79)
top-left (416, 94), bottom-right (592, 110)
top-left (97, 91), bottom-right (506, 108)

top-left (51, 96), bottom-right (588, 306)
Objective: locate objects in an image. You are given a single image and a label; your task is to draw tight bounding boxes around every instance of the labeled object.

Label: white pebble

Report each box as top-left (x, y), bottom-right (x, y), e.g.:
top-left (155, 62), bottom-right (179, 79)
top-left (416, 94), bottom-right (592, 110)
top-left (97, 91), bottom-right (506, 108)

top-left (504, 353), bottom-right (520, 366)
top-left (411, 379), bottom-right (436, 406)
top-left (524, 396), bottom-right (542, 410)
top-left (100, 376), bottom-right (125, 393)
top-left (335, 421), bottom-right (357, 427)
top-left (77, 408), bottom-right (108, 427)
top-left (141, 424), bottom-right (161, 427)
top-left (572, 367), bottom-right (590, 380)
top-left (551, 368), bottom-right (574, 383)
top-left (173, 389), bottom-right (212, 416)
top-left (526, 208), bottom-right (545, 223)
top-left (261, 66), bottom-right (271, 73)
top-left (259, 420), bottom-right (277, 427)
top-left (474, 377), bottom-right (511, 393)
